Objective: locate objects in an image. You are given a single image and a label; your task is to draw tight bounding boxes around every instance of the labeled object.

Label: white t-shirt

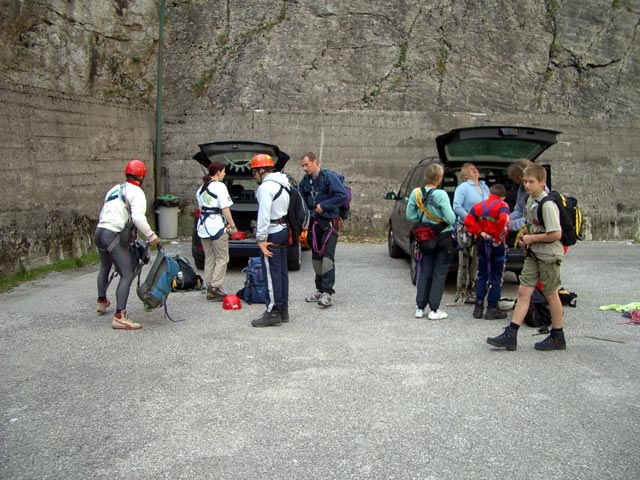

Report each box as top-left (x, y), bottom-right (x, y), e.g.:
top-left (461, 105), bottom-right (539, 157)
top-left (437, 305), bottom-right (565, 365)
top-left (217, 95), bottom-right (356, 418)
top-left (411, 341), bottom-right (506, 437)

top-left (97, 181), bottom-right (156, 241)
top-left (196, 181), bottom-right (233, 238)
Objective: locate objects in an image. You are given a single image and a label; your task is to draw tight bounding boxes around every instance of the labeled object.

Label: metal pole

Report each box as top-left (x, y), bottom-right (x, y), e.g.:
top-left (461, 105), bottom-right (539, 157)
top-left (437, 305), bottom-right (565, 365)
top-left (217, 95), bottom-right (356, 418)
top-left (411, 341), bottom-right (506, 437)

top-left (154, 0), bottom-right (166, 197)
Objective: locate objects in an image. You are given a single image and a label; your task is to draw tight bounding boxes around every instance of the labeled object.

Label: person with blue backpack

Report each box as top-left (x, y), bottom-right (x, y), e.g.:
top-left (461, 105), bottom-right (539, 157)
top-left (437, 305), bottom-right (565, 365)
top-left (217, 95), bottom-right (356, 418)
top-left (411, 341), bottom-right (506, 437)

top-left (94, 159), bottom-right (160, 330)
top-left (464, 184), bottom-right (511, 320)
top-left (298, 152), bottom-right (349, 308)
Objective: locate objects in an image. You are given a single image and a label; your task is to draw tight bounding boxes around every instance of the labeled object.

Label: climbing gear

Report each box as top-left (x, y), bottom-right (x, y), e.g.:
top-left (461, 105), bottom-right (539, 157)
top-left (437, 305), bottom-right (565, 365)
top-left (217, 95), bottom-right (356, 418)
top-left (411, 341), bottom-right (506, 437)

top-left (250, 154), bottom-right (275, 170)
top-left (125, 159), bottom-right (147, 177)
top-left (222, 294), bottom-right (242, 310)
top-left (498, 297), bottom-right (516, 311)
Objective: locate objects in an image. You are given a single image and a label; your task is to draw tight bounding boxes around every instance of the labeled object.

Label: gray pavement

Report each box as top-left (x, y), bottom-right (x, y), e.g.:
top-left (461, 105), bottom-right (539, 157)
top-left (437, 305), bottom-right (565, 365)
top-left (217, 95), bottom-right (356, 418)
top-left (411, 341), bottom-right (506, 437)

top-left (1, 241), bottom-right (639, 479)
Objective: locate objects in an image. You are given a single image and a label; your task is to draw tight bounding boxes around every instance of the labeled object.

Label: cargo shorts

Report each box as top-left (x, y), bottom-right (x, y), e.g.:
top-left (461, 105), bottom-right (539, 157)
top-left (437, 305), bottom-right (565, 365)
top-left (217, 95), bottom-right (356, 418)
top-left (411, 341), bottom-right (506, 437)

top-left (519, 254), bottom-right (562, 296)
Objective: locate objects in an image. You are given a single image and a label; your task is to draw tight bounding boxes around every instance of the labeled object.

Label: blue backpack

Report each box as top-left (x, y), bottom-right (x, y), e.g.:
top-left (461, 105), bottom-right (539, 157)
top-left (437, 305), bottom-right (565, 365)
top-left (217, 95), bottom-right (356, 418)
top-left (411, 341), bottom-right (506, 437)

top-left (136, 246), bottom-right (182, 321)
top-left (240, 257), bottom-right (268, 304)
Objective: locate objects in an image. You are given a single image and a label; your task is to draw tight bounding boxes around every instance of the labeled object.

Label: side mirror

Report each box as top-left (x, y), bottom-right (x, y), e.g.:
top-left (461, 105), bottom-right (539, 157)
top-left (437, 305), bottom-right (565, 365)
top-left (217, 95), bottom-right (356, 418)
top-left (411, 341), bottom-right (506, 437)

top-left (384, 192), bottom-right (397, 200)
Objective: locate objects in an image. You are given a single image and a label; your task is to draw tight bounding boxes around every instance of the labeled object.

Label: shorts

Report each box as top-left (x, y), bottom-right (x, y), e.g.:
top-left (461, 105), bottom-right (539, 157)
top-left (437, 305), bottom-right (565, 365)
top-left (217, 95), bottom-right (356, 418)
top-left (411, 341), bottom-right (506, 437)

top-left (519, 254), bottom-right (562, 296)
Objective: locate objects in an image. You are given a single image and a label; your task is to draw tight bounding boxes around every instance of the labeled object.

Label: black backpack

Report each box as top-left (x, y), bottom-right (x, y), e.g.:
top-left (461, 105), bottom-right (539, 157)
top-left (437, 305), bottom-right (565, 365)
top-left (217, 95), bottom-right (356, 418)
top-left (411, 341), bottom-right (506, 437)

top-left (171, 255), bottom-right (203, 291)
top-left (272, 183), bottom-right (311, 242)
top-left (536, 191), bottom-right (583, 246)
top-left (524, 288), bottom-right (552, 329)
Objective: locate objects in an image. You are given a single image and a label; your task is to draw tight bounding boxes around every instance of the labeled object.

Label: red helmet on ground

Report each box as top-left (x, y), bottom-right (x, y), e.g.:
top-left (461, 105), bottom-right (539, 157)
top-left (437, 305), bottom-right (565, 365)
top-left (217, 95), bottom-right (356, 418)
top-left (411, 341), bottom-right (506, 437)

top-left (250, 154), bottom-right (275, 170)
top-left (125, 159), bottom-right (147, 177)
top-left (222, 294), bottom-right (242, 310)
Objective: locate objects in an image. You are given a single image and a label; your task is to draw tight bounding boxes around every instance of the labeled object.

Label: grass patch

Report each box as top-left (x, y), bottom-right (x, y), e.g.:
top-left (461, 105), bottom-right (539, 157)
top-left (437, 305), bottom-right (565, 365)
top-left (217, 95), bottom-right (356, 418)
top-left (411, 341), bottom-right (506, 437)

top-left (0, 251), bottom-right (100, 293)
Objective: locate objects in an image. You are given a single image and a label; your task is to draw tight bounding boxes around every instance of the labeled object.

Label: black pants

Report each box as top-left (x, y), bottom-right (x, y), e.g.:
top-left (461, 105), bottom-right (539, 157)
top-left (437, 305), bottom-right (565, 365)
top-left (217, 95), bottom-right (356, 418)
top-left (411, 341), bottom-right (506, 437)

top-left (310, 218), bottom-right (339, 295)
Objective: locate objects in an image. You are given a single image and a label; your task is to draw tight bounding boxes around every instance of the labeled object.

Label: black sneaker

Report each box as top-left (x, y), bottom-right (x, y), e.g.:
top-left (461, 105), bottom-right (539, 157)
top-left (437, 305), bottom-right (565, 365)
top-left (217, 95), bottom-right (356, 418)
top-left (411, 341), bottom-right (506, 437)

top-left (473, 303), bottom-right (484, 319)
top-left (535, 333), bottom-right (566, 351)
top-left (251, 311), bottom-right (282, 327)
top-left (281, 309), bottom-right (289, 323)
top-left (485, 306), bottom-right (507, 320)
top-left (486, 326), bottom-right (517, 351)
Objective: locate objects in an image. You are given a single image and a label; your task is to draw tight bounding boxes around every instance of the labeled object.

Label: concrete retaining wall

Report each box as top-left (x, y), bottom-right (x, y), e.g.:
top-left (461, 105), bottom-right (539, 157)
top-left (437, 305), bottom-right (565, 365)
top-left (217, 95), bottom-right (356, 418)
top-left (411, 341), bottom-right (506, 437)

top-left (162, 109), bottom-right (640, 241)
top-left (0, 81), bottom-right (154, 276)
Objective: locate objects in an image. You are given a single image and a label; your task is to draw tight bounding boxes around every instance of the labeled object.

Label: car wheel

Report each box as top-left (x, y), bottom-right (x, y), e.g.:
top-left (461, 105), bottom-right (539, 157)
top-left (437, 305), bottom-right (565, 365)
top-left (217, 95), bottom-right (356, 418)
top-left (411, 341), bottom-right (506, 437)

top-left (410, 242), bottom-right (418, 285)
top-left (388, 225), bottom-right (404, 258)
top-left (287, 241), bottom-right (302, 271)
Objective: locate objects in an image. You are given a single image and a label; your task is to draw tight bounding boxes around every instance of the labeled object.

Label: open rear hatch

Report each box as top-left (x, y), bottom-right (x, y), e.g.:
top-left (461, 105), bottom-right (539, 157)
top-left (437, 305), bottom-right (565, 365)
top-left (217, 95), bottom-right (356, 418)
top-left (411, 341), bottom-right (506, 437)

top-left (435, 126), bottom-right (560, 165)
top-left (192, 141), bottom-right (290, 174)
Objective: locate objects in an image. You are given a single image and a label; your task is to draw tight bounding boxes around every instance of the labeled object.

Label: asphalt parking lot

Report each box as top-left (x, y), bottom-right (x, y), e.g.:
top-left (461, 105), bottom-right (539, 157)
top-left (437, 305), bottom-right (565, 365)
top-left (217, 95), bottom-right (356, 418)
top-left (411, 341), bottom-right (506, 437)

top-left (1, 241), bottom-right (639, 479)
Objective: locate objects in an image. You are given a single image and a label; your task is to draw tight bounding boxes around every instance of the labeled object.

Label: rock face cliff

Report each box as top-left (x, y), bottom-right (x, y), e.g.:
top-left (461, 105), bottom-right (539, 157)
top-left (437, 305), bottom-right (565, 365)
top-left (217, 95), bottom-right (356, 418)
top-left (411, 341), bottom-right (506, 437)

top-left (164, 0), bottom-right (639, 120)
top-left (0, 0), bottom-right (159, 103)
top-left (0, 0), bottom-right (639, 276)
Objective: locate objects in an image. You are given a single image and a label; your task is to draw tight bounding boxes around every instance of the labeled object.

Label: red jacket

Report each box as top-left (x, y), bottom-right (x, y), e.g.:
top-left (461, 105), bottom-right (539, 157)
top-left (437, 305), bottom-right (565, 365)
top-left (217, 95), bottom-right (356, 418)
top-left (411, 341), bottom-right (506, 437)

top-left (464, 194), bottom-right (510, 243)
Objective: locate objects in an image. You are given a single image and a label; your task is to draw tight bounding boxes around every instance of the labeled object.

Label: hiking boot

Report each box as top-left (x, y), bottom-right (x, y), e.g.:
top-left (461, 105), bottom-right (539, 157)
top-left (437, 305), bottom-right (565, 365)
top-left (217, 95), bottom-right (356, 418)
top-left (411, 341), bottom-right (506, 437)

top-left (281, 309), bottom-right (289, 323)
top-left (207, 286), bottom-right (226, 301)
top-left (112, 310), bottom-right (142, 330)
top-left (317, 292), bottom-right (332, 308)
top-left (428, 309), bottom-right (448, 320)
top-left (306, 291), bottom-right (322, 302)
top-left (96, 298), bottom-right (111, 315)
top-left (472, 303), bottom-right (484, 319)
top-left (415, 308), bottom-right (425, 319)
top-left (486, 326), bottom-right (517, 350)
top-left (485, 305), bottom-right (507, 320)
top-left (251, 310), bottom-right (282, 327)
top-left (535, 332), bottom-right (567, 351)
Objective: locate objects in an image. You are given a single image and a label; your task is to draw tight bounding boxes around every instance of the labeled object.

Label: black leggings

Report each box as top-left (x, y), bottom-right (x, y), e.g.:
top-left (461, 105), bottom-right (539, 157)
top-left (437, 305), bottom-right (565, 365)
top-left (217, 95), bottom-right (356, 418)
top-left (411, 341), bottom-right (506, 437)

top-left (94, 228), bottom-right (134, 312)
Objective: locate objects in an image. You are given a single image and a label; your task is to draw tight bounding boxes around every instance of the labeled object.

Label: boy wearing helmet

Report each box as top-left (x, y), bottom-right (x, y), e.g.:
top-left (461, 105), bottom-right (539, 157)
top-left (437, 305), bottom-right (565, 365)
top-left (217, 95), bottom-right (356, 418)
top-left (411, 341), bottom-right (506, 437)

top-left (94, 159), bottom-right (160, 330)
top-left (250, 154), bottom-right (291, 327)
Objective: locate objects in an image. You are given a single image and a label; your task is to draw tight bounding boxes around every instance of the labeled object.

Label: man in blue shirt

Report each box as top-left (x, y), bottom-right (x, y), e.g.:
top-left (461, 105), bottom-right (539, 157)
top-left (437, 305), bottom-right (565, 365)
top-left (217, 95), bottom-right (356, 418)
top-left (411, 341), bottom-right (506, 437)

top-left (298, 152), bottom-right (349, 308)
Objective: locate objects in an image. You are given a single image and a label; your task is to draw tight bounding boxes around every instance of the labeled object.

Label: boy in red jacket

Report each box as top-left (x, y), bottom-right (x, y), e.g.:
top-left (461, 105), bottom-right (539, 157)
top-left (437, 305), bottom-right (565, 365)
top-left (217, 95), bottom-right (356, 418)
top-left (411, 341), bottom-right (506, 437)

top-left (464, 184), bottom-right (510, 320)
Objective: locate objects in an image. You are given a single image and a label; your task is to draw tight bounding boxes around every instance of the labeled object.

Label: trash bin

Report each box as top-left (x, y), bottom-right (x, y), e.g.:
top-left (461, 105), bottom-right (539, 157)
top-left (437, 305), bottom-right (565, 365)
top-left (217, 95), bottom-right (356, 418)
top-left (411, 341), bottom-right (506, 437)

top-left (155, 194), bottom-right (180, 239)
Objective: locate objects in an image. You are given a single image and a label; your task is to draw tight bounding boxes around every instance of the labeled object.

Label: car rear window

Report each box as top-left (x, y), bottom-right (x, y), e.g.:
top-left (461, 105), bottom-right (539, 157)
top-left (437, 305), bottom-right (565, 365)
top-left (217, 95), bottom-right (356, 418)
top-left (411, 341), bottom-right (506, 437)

top-left (445, 139), bottom-right (545, 162)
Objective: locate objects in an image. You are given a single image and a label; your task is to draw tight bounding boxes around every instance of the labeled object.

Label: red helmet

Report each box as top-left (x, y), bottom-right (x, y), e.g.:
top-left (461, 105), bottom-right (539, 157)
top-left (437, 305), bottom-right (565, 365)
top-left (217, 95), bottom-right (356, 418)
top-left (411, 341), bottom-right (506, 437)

top-left (222, 294), bottom-right (242, 310)
top-left (125, 159), bottom-right (147, 177)
top-left (250, 154), bottom-right (275, 170)
top-left (230, 231), bottom-right (247, 240)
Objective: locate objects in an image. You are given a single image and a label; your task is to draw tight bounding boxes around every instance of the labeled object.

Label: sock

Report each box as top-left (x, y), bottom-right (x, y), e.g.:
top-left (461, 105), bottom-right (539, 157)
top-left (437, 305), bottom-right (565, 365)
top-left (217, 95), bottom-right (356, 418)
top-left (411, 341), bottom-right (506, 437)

top-left (115, 310), bottom-right (122, 317)
top-left (509, 322), bottom-right (520, 331)
top-left (98, 297), bottom-right (107, 302)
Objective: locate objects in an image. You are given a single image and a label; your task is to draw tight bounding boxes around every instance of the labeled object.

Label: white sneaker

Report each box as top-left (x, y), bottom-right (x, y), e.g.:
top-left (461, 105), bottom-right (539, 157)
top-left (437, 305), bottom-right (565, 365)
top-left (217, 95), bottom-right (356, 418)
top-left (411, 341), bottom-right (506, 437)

top-left (306, 291), bottom-right (322, 302)
top-left (414, 308), bottom-right (424, 318)
top-left (317, 292), bottom-right (332, 308)
top-left (428, 309), bottom-right (448, 320)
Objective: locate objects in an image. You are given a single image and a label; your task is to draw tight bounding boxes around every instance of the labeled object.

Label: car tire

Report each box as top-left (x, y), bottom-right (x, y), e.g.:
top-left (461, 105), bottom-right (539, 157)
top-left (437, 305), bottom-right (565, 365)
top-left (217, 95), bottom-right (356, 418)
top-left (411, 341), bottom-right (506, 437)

top-left (388, 225), bottom-right (404, 258)
top-left (287, 241), bottom-right (302, 271)
top-left (410, 242), bottom-right (418, 285)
